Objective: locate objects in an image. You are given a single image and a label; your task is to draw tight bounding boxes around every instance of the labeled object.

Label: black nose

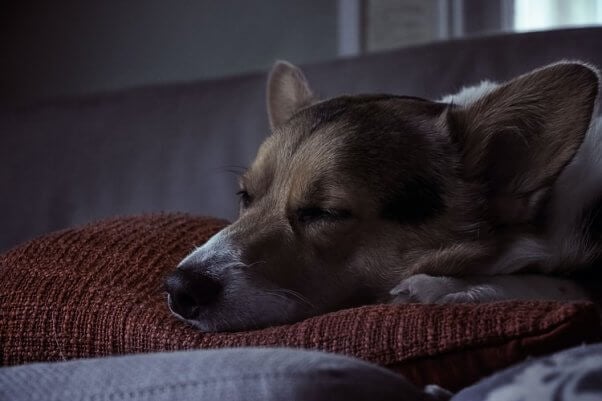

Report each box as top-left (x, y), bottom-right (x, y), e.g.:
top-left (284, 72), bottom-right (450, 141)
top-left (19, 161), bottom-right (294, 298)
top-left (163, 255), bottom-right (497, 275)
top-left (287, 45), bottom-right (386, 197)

top-left (165, 269), bottom-right (223, 319)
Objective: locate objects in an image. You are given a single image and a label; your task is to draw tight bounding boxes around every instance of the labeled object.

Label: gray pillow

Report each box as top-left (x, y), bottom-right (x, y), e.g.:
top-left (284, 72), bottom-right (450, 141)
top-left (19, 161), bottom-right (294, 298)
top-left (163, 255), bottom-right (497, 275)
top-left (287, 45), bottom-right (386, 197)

top-left (452, 343), bottom-right (602, 401)
top-left (0, 347), bottom-right (451, 401)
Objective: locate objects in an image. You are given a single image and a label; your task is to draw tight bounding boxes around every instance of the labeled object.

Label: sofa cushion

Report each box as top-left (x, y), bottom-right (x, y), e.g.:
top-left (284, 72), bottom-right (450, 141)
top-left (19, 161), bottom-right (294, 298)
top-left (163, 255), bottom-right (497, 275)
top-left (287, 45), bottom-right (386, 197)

top-left (451, 344), bottom-right (602, 401)
top-left (0, 213), bottom-right (599, 391)
top-left (0, 348), bottom-right (450, 401)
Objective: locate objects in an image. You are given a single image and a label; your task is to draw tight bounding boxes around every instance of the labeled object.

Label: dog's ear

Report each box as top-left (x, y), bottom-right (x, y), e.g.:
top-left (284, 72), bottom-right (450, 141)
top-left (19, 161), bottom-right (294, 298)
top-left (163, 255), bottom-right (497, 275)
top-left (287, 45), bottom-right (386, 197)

top-left (448, 62), bottom-right (599, 225)
top-left (267, 61), bottom-right (315, 130)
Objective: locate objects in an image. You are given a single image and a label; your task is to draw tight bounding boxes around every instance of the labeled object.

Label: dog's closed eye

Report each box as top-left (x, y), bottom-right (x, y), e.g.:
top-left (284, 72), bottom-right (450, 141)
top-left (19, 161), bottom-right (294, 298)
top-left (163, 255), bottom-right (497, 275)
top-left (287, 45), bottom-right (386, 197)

top-left (236, 190), bottom-right (253, 209)
top-left (296, 207), bottom-right (351, 224)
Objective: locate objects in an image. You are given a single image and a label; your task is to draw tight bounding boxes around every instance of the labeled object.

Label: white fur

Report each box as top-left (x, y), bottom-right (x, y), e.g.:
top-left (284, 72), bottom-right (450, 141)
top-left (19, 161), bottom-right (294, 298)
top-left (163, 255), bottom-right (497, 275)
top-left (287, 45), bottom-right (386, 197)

top-left (178, 229), bottom-right (241, 268)
top-left (391, 274), bottom-right (589, 304)
top-left (439, 80), bottom-right (499, 106)
top-left (486, 116), bottom-right (602, 275)
top-left (548, 116), bottom-right (602, 269)
top-left (486, 237), bottom-right (551, 274)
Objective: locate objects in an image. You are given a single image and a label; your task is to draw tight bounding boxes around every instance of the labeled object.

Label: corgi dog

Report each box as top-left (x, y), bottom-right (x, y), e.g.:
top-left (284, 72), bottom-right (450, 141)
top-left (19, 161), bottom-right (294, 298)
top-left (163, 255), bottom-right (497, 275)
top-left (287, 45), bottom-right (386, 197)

top-left (166, 60), bottom-right (601, 332)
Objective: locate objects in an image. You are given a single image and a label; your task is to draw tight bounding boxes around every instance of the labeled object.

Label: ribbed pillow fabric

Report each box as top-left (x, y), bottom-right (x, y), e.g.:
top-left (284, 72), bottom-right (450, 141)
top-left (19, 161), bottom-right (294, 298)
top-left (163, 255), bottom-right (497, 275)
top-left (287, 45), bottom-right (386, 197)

top-left (1, 213), bottom-right (599, 390)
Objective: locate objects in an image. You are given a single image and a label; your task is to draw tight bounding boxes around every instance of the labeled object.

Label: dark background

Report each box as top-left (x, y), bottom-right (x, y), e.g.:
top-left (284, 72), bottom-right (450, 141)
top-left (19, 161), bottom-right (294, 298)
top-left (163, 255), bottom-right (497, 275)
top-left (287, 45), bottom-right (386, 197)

top-left (3, 0), bottom-right (598, 106)
top-left (0, 1), bottom-right (338, 105)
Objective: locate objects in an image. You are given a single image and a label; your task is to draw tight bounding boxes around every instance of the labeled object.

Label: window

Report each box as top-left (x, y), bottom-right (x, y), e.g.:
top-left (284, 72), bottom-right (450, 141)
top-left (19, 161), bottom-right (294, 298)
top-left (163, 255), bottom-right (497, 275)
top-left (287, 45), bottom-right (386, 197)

top-left (514, 0), bottom-right (602, 31)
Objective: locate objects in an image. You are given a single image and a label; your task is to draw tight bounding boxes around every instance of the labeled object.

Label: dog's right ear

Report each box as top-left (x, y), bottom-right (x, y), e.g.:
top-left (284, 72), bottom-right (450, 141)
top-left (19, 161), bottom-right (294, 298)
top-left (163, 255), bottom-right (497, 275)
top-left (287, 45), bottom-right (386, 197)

top-left (267, 61), bottom-right (315, 131)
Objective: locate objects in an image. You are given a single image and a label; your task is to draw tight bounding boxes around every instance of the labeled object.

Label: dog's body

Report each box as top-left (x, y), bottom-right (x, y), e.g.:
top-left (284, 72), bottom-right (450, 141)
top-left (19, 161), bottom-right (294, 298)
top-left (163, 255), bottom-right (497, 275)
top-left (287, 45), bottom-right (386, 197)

top-left (393, 79), bottom-right (602, 304)
top-left (166, 61), bottom-right (601, 332)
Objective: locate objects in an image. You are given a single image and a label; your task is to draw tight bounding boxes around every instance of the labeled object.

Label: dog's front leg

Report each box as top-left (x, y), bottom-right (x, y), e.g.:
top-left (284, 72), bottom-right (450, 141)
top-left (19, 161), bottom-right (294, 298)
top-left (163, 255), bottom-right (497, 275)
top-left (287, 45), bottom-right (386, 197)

top-left (389, 274), bottom-right (590, 304)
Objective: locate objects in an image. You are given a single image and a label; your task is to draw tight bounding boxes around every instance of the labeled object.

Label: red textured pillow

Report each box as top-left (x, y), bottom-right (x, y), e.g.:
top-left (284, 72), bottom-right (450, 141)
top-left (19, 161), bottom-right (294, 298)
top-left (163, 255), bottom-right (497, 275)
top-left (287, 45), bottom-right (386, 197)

top-left (1, 214), bottom-right (599, 391)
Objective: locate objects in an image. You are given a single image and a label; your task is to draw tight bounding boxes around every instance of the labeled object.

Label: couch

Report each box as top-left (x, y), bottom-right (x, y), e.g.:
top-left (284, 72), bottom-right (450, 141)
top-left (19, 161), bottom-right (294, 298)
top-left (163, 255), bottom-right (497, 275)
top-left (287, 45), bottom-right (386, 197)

top-left (2, 27), bottom-right (602, 252)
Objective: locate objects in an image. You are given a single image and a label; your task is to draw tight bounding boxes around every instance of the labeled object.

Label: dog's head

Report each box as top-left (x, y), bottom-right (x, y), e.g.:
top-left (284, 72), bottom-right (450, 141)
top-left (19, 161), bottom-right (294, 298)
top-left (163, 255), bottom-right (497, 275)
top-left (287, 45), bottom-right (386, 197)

top-left (166, 61), bottom-right (599, 331)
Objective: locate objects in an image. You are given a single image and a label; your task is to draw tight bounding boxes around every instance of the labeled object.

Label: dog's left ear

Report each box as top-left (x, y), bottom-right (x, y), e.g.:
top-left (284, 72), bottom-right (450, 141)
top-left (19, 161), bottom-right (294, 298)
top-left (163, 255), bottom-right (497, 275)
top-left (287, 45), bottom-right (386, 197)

top-left (449, 62), bottom-right (599, 225)
top-left (267, 61), bottom-right (315, 131)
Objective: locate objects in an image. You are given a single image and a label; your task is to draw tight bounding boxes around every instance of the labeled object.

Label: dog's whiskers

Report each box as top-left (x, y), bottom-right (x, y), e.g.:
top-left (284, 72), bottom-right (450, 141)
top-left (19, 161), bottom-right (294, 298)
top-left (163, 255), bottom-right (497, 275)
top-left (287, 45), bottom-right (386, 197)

top-left (268, 288), bottom-right (316, 311)
top-left (241, 260), bottom-right (267, 269)
top-left (214, 165), bottom-right (248, 177)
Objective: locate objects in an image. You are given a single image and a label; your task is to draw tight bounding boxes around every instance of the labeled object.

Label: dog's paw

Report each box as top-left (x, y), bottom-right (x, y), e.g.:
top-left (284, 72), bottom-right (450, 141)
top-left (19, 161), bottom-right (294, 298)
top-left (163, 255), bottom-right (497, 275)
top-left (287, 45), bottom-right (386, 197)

top-left (389, 274), bottom-right (481, 304)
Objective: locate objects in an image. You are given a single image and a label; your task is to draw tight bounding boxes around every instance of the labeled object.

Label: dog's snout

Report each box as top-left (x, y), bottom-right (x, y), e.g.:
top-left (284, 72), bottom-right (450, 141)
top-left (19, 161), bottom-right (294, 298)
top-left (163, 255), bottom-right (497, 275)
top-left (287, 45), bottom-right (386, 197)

top-left (165, 269), bottom-right (223, 319)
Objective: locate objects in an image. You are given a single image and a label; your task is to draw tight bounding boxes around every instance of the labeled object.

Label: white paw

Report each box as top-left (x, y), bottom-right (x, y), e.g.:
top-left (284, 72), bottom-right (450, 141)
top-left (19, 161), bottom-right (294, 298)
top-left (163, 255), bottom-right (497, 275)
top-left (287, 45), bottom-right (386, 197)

top-left (389, 274), bottom-right (479, 304)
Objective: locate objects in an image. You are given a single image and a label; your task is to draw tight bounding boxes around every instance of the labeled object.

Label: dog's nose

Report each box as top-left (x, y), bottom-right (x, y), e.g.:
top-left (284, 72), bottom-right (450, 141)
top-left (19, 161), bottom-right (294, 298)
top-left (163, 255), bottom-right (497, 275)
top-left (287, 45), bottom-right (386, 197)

top-left (165, 269), bottom-right (223, 319)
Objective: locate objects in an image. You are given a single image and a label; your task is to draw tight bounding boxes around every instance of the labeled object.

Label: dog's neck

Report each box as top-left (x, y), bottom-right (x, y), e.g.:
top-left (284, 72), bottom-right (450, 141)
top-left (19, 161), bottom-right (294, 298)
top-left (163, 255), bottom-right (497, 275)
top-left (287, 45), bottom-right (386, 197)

top-left (547, 115), bottom-right (602, 267)
top-left (444, 82), bottom-right (602, 275)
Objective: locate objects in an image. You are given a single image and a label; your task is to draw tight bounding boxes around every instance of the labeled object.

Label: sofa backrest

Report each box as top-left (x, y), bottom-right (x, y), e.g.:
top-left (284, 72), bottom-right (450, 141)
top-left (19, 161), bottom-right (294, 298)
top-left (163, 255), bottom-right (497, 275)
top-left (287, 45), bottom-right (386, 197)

top-left (1, 27), bottom-right (601, 252)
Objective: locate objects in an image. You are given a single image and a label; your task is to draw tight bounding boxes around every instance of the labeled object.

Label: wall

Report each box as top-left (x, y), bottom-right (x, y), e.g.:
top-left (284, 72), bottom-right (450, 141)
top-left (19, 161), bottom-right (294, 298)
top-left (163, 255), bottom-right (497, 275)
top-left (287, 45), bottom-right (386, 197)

top-left (0, 0), bottom-right (338, 104)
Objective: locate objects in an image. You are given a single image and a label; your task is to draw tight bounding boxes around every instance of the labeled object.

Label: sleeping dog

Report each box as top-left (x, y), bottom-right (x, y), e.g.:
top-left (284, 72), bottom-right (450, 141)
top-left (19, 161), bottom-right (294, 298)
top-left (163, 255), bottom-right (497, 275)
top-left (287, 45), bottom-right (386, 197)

top-left (165, 60), bottom-right (601, 332)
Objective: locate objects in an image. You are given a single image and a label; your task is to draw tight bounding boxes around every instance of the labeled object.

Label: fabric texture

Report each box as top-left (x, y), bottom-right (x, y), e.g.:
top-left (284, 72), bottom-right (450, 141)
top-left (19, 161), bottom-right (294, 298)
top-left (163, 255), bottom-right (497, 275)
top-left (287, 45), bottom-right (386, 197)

top-left (0, 348), bottom-right (452, 401)
top-left (452, 343), bottom-right (602, 401)
top-left (2, 28), bottom-right (602, 253)
top-left (1, 214), bottom-right (600, 391)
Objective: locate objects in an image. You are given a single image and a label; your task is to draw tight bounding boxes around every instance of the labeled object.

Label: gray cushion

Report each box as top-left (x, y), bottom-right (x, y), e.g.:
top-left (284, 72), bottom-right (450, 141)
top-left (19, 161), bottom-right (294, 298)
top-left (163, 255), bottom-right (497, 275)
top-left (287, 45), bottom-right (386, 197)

top-left (452, 344), bottom-right (602, 401)
top-left (0, 347), bottom-right (451, 401)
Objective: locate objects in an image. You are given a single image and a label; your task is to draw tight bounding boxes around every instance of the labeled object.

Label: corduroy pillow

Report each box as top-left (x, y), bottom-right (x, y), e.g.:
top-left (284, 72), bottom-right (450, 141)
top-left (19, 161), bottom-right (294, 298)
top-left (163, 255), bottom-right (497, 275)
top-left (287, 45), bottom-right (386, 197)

top-left (1, 213), bottom-right (600, 391)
